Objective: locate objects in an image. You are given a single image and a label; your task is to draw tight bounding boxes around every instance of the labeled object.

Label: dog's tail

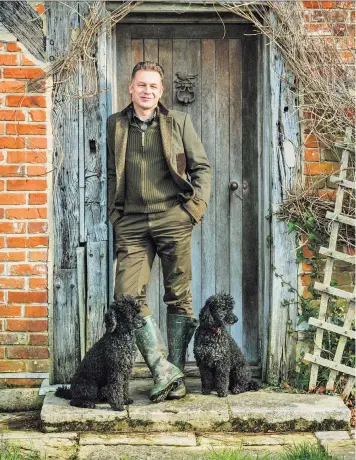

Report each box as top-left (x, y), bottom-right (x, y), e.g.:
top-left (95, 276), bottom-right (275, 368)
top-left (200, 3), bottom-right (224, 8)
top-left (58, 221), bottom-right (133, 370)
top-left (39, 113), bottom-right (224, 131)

top-left (55, 385), bottom-right (72, 399)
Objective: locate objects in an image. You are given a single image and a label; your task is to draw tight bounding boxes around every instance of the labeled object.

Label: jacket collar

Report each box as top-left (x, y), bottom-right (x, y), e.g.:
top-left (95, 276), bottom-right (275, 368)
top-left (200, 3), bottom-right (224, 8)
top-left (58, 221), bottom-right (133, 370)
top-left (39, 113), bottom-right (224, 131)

top-left (120, 101), bottom-right (169, 117)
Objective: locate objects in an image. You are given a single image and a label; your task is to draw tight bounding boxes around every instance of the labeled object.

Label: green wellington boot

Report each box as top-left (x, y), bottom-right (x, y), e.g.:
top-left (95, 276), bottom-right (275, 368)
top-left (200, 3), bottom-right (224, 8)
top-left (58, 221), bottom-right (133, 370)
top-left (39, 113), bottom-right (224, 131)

top-left (135, 315), bottom-right (184, 403)
top-left (166, 314), bottom-right (198, 400)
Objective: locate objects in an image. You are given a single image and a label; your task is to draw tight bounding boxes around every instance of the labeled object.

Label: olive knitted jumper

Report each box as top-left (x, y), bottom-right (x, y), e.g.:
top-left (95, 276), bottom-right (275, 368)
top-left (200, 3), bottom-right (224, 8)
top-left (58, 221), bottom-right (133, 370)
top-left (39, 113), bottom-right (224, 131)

top-left (124, 119), bottom-right (181, 213)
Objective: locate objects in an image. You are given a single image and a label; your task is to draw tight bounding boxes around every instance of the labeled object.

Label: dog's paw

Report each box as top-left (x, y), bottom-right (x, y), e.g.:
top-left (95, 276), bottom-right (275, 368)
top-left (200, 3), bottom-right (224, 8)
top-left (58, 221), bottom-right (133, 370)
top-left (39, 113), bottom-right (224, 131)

top-left (217, 391), bottom-right (228, 397)
top-left (124, 398), bottom-right (134, 405)
top-left (111, 405), bottom-right (125, 411)
top-left (248, 380), bottom-right (261, 391)
top-left (230, 387), bottom-right (241, 395)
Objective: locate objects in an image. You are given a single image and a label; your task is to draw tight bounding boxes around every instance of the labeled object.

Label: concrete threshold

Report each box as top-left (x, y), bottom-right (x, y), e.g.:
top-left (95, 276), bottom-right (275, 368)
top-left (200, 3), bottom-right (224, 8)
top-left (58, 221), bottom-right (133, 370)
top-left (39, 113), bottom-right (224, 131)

top-left (40, 378), bottom-right (350, 434)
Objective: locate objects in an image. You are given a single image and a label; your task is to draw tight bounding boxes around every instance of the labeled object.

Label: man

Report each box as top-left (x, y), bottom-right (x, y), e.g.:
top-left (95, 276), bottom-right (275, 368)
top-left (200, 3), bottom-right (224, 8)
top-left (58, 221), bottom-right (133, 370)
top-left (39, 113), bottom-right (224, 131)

top-left (107, 61), bottom-right (211, 402)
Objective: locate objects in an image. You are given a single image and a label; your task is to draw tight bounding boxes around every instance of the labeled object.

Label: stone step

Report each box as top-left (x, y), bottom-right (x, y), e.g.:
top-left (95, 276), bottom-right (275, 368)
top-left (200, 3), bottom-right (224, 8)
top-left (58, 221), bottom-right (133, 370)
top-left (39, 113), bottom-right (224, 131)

top-left (41, 378), bottom-right (350, 434)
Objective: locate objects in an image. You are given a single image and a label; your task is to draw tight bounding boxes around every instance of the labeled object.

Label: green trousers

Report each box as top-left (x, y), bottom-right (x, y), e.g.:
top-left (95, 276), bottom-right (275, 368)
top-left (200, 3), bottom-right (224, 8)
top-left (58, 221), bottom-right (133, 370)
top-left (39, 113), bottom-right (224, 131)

top-left (114, 204), bottom-right (194, 317)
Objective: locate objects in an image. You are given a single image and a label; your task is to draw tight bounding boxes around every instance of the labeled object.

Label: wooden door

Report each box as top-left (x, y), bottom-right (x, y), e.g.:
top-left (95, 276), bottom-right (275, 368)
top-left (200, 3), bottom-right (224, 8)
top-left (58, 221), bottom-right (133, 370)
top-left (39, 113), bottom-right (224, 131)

top-left (114, 22), bottom-right (260, 365)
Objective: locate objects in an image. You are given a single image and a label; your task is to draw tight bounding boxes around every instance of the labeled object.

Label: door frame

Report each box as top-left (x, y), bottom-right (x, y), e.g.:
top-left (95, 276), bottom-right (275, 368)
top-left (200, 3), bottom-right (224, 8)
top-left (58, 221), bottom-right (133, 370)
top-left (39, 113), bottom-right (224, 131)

top-left (106, 8), bottom-right (272, 380)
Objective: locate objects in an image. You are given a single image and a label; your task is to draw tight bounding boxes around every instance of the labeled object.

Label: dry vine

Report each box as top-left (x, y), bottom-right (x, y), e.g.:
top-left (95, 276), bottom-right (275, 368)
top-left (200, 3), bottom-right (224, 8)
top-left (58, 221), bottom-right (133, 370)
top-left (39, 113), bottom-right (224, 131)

top-left (220, 0), bottom-right (355, 151)
top-left (277, 172), bottom-right (355, 249)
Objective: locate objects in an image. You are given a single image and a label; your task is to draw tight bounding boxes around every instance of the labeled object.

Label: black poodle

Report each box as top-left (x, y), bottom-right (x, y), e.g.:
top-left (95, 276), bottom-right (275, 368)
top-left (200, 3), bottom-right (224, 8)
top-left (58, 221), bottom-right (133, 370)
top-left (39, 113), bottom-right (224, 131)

top-left (193, 293), bottom-right (260, 397)
top-left (55, 296), bottom-right (145, 411)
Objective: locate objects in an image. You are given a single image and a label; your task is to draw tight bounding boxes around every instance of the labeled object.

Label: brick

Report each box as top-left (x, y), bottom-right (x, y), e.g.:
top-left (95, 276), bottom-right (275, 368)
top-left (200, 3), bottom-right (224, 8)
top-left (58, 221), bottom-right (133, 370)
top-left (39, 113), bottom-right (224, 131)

top-left (303, 244), bottom-right (315, 259)
top-left (27, 165), bottom-right (47, 176)
top-left (0, 332), bottom-right (27, 345)
top-left (304, 162), bottom-right (339, 175)
top-left (0, 181), bottom-right (4, 191)
top-left (0, 264), bottom-right (4, 274)
top-left (28, 222), bottom-right (48, 233)
top-left (0, 81), bottom-right (26, 93)
top-left (25, 305), bottom-right (47, 317)
top-left (27, 359), bottom-right (49, 373)
top-left (0, 80), bottom-right (26, 93)
top-left (0, 251), bottom-right (26, 262)
top-left (0, 347), bottom-right (5, 359)
top-left (307, 23), bottom-right (332, 34)
top-left (6, 95), bottom-right (46, 108)
top-left (0, 222), bottom-right (26, 234)
top-left (0, 165), bottom-right (25, 176)
top-left (302, 263), bottom-right (313, 271)
top-left (29, 110), bottom-right (46, 121)
top-left (0, 110), bottom-right (25, 121)
top-left (0, 193), bottom-right (26, 205)
top-left (35, 3), bottom-right (45, 15)
top-left (2, 378), bottom-right (43, 387)
top-left (7, 179), bottom-right (47, 190)
top-left (340, 51), bottom-right (355, 64)
top-left (29, 333), bottom-right (48, 346)
top-left (7, 346), bottom-right (49, 359)
top-left (27, 138), bottom-right (47, 149)
top-left (29, 251), bottom-right (47, 261)
top-left (0, 275), bottom-right (24, 289)
top-left (0, 239), bottom-right (5, 250)
top-left (0, 210), bottom-right (4, 219)
top-left (6, 123), bottom-right (46, 135)
top-left (0, 125), bottom-right (4, 135)
top-left (9, 264), bottom-right (47, 276)
top-left (332, 272), bottom-right (352, 286)
top-left (6, 43), bottom-right (21, 52)
top-left (303, 1), bottom-right (334, 7)
top-left (21, 55), bottom-right (36, 66)
top-left (8, 150), bottom-right (47, 163)
top-left (305, 149), bottom-right (320, 162)
top-left (0, 137), bottom-right (26, 149)
top-left (4, 68), bottom-right (45, 79)
top-left (6, 208), bottom-right (47, 219)
top-left (333, 23), bottom-right (355, 36)
top-left (304, 134), bottom-right (319, 148)
top-left (0, 360), bottom-right (26, 372)
top-left (0, 305), bottom-right (22, 316)
top-left (0, 54), bottom-right (18, 66)
top-left (7, 236), bottom-right (48, 248)
top-left (29, 278), bottom-right (47, 290)
top-left (29, 193), bottom-right (47, 204)
top-left (6, 318), bottom-right (48, 331)
top-left (318, 189), bottom-right (337, 200)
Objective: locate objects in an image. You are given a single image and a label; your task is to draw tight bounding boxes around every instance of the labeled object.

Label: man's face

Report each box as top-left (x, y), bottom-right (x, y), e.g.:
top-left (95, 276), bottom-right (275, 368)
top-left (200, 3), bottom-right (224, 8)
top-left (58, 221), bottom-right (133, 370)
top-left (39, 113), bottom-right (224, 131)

top-left (129, 70), bottom-right (163, 112)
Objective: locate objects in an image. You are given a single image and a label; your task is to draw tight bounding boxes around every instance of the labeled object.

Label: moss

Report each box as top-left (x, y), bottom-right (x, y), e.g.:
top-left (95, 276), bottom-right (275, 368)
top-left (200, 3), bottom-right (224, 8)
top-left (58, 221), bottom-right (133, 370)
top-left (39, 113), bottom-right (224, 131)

top-left (127, 418), bottom-right (154, 430)
top-left (231, 417), bottom-right (349, 433)
top-left (172, 420), bottom-right (194, 431)
top-left (41, 417), bottom-right (134, 433)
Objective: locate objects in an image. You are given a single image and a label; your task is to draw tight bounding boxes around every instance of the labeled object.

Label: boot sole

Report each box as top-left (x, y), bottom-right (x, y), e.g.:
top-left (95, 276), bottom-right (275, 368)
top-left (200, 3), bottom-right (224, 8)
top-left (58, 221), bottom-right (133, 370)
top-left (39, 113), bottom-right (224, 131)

top-left (150, 377), bottom-right (184, 403)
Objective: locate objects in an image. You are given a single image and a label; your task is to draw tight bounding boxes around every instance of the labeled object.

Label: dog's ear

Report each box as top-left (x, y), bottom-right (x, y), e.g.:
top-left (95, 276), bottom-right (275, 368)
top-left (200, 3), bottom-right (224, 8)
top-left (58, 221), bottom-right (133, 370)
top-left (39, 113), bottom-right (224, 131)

top-left (199, 298), bottom-right (215, 327)
top-left (104, 305), bottom-right (117, 333)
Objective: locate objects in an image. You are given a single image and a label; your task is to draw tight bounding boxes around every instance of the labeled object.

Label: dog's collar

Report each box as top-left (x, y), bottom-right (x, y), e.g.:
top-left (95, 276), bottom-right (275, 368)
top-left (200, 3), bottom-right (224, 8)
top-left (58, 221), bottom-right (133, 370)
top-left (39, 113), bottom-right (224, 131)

top-left (208, 327), bottom-right (222, 336)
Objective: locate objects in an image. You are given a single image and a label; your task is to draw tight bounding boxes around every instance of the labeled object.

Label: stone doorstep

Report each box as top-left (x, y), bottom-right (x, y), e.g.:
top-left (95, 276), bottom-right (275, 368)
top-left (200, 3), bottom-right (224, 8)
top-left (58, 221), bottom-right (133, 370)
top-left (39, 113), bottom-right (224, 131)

top-left (0, 431), bottom-right (325, 460)
top-left (40, 379), bottom-right (351, 434)
top-left (315, 431), bottom-right (356, 460)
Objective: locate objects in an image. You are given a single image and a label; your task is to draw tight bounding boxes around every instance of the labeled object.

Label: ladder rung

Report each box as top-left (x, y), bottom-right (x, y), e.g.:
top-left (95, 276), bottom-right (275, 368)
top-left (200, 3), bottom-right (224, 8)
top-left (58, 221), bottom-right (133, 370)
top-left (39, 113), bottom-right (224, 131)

top-left (314, 282), bottom-right (355, 301)
top-left (304, 352), bottom-right (356, 377)
top-left (329, 176), bottom-right (356, 190)
top-left (326, 211), bottom-right (356, 227)
top-left (319, 246), bottom-right (356, 264)
top-left (308, 317), bottom-right (356, 340)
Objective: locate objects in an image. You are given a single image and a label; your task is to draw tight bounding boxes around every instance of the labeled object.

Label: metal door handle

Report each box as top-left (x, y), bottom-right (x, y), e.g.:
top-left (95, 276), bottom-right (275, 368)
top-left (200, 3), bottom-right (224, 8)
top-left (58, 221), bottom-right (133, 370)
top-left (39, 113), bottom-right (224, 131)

top-left (229, 180), bottom-right (239, 191)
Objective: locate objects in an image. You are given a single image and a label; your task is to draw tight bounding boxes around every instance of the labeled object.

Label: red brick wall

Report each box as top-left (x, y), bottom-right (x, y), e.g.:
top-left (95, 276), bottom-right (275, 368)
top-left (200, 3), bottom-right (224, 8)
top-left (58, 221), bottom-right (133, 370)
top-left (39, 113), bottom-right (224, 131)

top-left (0, 37), bottom-right (50, 387)
top-left (301, 1), bottom-right (355, 297)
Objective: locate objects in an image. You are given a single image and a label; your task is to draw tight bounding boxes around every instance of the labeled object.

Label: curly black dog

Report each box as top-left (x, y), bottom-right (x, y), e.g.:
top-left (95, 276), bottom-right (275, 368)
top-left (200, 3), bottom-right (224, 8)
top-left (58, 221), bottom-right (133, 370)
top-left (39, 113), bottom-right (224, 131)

top-left (193, 293), bottom-right (260, 397)
top-left (55, 296), bottom-right (145, 411)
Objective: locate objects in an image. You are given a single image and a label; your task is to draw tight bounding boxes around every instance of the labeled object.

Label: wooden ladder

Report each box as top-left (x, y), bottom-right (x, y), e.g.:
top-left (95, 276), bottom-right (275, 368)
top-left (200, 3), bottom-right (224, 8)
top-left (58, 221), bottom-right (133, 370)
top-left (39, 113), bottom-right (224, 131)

top-left (304, 131), bottom-right (355, 400)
